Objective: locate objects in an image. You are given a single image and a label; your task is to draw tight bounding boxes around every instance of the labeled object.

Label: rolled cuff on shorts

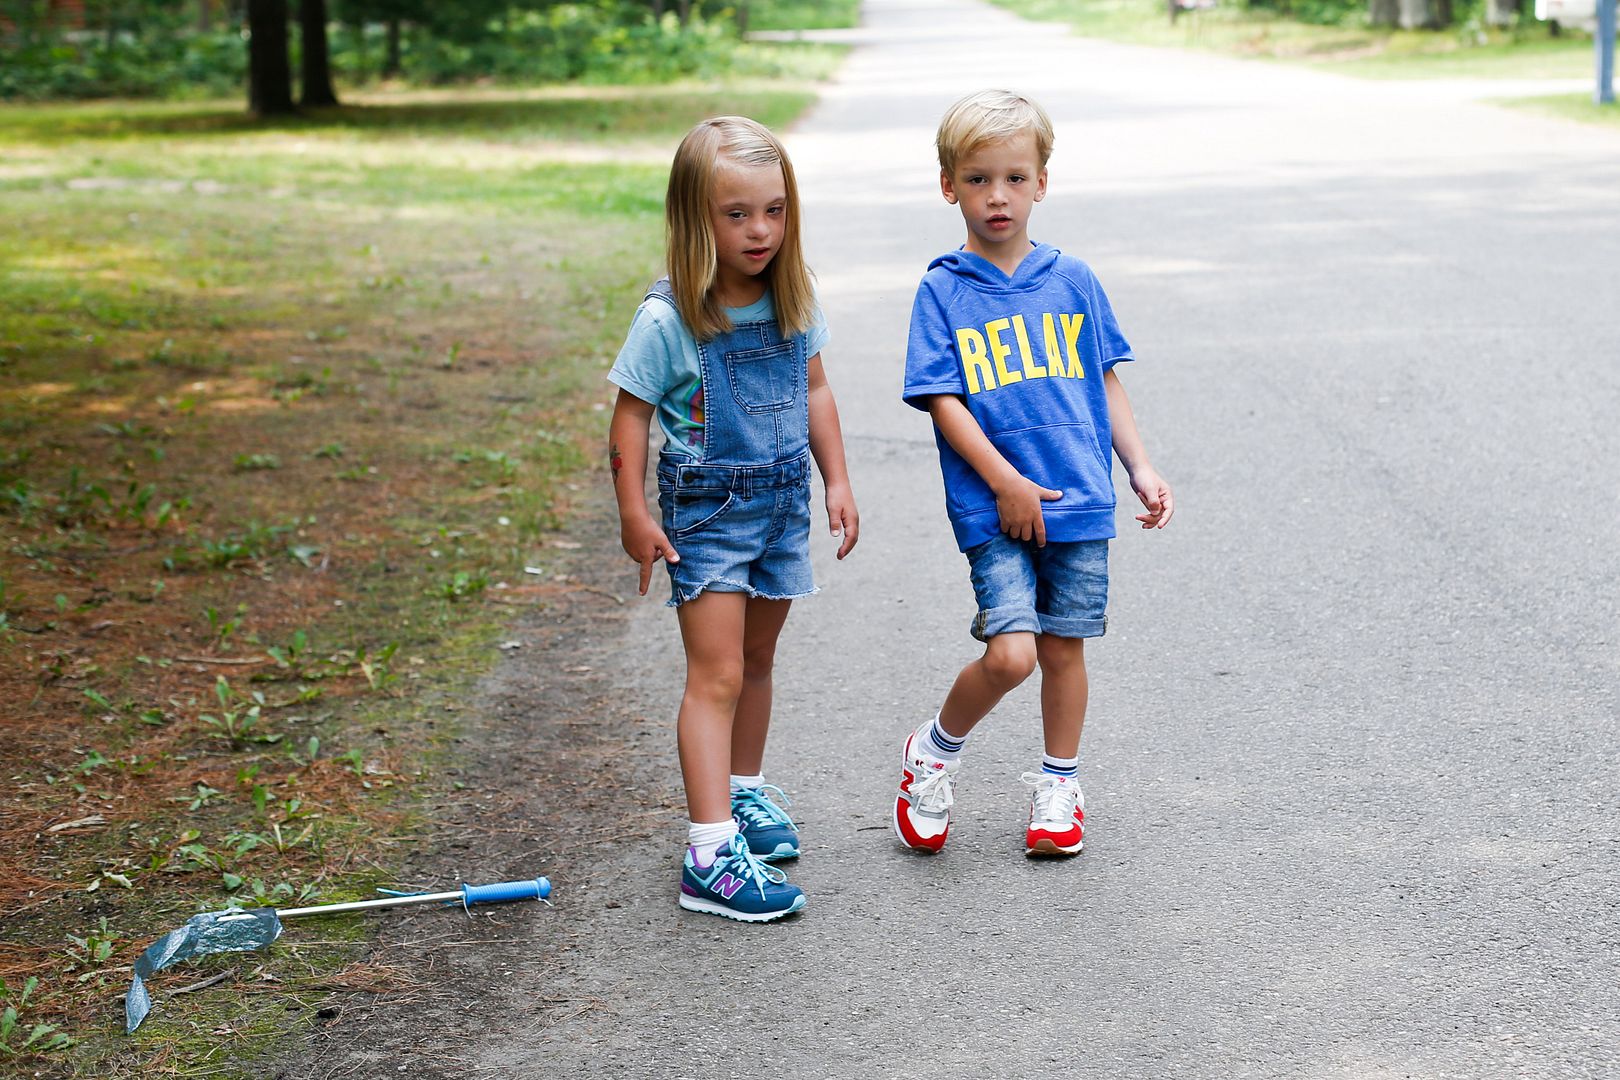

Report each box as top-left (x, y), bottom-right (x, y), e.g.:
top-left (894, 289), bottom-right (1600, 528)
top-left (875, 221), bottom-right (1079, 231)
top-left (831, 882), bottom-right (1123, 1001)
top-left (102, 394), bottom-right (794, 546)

top-left (971, 606), bottom-right (1106, 642)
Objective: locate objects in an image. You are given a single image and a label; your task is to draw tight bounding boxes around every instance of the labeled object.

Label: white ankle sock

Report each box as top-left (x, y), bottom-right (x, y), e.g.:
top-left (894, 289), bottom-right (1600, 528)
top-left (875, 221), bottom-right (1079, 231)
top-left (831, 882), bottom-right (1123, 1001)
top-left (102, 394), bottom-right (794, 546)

top-left (688, 819), bottom-right (737, 865)
top-left (729, 773), bottom-right (765, 793)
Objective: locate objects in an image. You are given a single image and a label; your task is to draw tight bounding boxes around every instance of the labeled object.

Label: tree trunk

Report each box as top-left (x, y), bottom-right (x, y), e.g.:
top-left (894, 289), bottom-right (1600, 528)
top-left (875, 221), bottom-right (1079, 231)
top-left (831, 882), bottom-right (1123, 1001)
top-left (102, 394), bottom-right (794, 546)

top-left (1369, 0), bottom-right (1400, 25)
top-left (299, 0), bottom-right (338, 106)
top-left (247, 0), bottom-right (296, 117)
top-left (1484, 0), bottom-right (1517, 25)
top-left (383, 17), bottom-right (401, 78)
top-left (1397, 0), bottom-right (1443, 28)
top-left (677, 0), bottom-right (691, 26)
top-left (198, 0), bottom-right (211, 31)
top-left (652, 0), bottom-right (666, 16)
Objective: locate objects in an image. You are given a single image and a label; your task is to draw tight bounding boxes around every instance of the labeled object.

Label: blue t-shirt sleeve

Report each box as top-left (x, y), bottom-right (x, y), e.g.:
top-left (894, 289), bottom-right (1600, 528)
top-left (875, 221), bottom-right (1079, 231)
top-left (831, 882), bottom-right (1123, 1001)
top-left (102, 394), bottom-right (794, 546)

top-left (1086, 272), bottom-right (1134, 370)
top-left (902, 281), bottom-right (965, 411)
top-left (607, 300), bottom-right (686, 405)
top-left (806, 295), bottom-right (831, 360)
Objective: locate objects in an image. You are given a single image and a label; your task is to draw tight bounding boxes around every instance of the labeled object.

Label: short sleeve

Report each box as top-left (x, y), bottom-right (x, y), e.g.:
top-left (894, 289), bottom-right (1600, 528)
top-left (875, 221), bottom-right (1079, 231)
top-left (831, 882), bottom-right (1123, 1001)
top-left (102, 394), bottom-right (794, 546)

top-left (607, 301), bottom-right (685, 405)
top-left (902, 281), bottom-right (965, 410)
top-left (805, 296), bottom-right (831, 360)
top-left (1087, 274), bottom-right (1134, 370)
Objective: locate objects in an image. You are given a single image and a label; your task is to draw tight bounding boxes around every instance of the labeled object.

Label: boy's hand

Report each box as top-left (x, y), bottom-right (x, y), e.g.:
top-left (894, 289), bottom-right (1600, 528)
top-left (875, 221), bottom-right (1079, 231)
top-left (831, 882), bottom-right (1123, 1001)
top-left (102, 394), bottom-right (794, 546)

top-left (995, 475), bottom-right (1064, 546)
top-left (1130, 466), bottom-right (1174, 530)
top-left (825, 482), bottom-right (860, 560)
top-left (621, 516), bottom-right (680, 595)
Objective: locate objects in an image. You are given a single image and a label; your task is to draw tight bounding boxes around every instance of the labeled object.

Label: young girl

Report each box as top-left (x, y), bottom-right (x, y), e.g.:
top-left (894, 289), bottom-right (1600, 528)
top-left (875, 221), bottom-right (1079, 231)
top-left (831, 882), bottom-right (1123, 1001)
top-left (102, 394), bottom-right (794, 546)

top-left (607, 116), bottom-right (859, 923)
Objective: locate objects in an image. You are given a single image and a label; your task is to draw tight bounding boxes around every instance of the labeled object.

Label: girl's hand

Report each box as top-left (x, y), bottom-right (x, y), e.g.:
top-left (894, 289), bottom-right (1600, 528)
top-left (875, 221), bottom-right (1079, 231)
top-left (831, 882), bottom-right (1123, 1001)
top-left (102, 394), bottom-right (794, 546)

top-left (1130, 466), bottom-right (1174, 529)
top-left (621, 516), bottom-right (680, 595)
top-left (995, 475), bottom-right (1064, 546)
top-left (825, 482), bottom-right (860, 560)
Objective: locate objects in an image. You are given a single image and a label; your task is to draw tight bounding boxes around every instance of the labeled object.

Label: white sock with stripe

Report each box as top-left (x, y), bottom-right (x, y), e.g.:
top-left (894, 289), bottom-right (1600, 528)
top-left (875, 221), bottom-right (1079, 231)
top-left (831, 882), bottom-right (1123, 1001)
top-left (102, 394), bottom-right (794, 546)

top-left (923, 714), bottom-right (967, 761)
top-left (1041, 753), bottom-right (1079, 779)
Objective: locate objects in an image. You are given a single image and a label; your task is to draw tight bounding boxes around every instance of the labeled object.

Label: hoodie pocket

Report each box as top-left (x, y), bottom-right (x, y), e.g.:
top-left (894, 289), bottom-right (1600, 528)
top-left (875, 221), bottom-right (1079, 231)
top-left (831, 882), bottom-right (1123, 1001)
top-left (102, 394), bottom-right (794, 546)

top-left (986, 422), bottom-right (1113, 508)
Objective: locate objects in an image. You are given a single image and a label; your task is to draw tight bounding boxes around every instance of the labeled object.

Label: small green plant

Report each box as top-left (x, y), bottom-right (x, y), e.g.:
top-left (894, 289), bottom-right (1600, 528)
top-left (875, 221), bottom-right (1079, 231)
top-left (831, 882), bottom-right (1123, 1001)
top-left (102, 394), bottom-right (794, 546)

top-left (352, 642), bottom-right (400, 691)
top-left (0, 977), bottom-right (73, 1057)
top-left (63, 918), bottom-right (121, 982)
top-left (232, 453), bottom-right (281, 472)
top-left (265, 628), bottom-right (309, 672)
top-left (312, 441), bottom-right (346, 459)
top-left (198, 676), bottom-right (279, 747)
top-left (203, 603), bottom-right (247, 650)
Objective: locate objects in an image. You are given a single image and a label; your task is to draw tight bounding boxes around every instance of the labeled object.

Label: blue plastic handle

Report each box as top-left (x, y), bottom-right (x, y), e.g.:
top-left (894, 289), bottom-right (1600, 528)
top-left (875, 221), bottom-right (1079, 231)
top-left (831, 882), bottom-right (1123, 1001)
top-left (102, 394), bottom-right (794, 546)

top-left (460, 876), bottom-right (551, 909)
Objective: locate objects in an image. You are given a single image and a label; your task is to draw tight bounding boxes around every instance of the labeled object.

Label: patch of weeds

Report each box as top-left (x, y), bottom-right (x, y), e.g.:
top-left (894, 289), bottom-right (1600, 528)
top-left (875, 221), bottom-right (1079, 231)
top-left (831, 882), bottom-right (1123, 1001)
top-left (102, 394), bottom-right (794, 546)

top-left (196, 518), bottom-right (297, 567)
top-left (454, 447), bottom-right (520, 486)
top-left (312, 441), bottom-right (346, 459)
top-left (263, 628), bottom-right (310, 674)
top-left (273, 365), bottom-right (333, 404)
top-left (233, 452), bottom-right (282, 472)
top-left (0, 977), bottom-right (74, 1058)
top-left (431, 570), bottom-right (488, 602)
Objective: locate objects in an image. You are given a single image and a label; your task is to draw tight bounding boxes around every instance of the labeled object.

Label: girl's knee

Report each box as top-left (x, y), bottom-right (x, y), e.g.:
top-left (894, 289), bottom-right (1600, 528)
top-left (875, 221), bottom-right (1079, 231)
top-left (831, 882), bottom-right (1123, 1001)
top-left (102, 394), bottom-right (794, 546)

top-left (687, 661), bottom-right (744, 705)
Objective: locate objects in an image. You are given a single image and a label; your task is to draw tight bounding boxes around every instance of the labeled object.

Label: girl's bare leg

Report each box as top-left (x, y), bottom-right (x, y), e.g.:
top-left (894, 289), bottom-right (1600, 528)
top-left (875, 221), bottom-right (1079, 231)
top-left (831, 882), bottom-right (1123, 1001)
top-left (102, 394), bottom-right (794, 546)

top-left (1035, 635), bottom-right (1087, 759)
top-left (937, 631), bottom-right (1038, 738)
top-left (675, 591), bottom-right (748, 823)
top-left (730, 597), bottom-right (792, 777)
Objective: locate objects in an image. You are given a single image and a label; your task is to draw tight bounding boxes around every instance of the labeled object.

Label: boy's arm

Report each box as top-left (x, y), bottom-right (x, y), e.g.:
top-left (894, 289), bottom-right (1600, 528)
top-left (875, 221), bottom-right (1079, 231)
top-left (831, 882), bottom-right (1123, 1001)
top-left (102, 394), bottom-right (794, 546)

top-left (807, 353), bottom-right (859, 559)
top-left (924, 394), bottom-right (1063, 546)
top-left (1103, 367), bottom-right (1174, 530)
top-left (608, 389), bottom-right (680, 594)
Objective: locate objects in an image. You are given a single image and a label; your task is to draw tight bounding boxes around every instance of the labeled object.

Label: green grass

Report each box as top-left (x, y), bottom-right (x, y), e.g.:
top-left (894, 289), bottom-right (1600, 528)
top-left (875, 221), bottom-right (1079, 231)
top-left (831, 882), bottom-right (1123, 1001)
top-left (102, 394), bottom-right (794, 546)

top-left (746, 0), bottom-right (863, 30)
top-left (1504, 91), bottom-right (1620, 124)
top-left (989, 0), bottom-right (1594, 77)
top-left (0, 57), bottom-right (838, 1076)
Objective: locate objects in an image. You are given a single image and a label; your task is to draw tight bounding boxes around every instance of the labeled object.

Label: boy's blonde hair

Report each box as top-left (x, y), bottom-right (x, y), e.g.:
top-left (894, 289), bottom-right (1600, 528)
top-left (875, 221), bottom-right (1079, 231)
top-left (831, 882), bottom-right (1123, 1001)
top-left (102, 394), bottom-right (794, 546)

top-left (935, 90), bottom-right (1055, 177)
top-left (665, 116), bottom-right (815, 342)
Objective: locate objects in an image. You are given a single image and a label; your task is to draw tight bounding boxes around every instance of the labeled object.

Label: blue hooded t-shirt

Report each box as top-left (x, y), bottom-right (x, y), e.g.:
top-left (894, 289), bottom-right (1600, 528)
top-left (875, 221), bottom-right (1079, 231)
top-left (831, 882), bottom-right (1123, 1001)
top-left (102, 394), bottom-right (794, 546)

top-left (903, 242), bottom-right (1133, 551)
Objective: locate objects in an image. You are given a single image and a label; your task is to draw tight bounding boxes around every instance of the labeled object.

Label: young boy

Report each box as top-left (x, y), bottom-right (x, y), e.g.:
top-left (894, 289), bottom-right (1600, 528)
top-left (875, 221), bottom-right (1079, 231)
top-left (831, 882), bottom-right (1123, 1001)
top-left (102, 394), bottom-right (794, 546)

top-left (896, 89), bottom-right (1174, 857)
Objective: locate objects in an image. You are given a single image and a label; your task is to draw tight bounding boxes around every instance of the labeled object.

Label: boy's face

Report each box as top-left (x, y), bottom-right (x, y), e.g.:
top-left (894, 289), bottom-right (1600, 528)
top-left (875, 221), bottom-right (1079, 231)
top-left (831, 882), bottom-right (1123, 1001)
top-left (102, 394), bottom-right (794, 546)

top-left (941, 133), bottom-right (1047, 257)
top-left (708, 161), bottom-right (788, 300)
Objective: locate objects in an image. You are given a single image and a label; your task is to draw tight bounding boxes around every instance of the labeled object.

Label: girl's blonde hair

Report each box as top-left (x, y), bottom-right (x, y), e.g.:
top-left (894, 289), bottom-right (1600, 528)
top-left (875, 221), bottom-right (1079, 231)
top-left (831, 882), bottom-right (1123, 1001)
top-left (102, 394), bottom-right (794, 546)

top-left (936, 89), bottom-right (1055, 177)
top-left (665, 116), bottom-right (815, 342)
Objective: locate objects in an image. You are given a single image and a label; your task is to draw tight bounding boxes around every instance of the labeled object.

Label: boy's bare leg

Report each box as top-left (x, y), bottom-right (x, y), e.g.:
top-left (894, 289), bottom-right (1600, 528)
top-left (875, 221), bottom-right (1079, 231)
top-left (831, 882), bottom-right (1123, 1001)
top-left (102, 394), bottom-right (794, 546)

top-left (1035, 635), bottom-right (1087, 759)
top-left (730, 597), bottom-right (792, 776)
top-left (675, 591), bottom-right (749, 823)
top-left (937, 631), bottom-right (1038, 738)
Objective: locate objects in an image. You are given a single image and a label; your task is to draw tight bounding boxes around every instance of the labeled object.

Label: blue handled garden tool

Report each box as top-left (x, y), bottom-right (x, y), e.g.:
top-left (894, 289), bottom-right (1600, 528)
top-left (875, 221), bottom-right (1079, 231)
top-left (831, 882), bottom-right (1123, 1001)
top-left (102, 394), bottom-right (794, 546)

top-left (124, 875), bottom-right (551, 1033)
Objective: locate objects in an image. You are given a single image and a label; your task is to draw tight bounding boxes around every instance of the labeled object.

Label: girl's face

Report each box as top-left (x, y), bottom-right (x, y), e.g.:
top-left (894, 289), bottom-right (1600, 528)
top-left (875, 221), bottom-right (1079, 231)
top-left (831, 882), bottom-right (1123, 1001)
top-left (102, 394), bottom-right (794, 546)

top-left (708, 160), bottom-right (787, 304)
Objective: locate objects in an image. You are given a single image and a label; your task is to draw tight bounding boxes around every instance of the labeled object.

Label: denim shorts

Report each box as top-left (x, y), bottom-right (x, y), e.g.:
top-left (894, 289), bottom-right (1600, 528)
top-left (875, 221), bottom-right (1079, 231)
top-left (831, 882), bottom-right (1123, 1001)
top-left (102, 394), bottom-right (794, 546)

top-left (656, 455), bottom-right (816, 608)
top-left (964, 534), bottom-right (1109, 641)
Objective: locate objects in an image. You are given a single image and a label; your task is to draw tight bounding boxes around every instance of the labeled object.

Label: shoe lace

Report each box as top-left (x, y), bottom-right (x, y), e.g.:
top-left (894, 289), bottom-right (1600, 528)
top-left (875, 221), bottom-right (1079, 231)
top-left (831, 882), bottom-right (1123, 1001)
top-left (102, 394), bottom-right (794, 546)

top-left (719, 837), bottom-right (787, 900)
top-left (910, 763), bottom-right (956, 815)
top-left (732, 784), bottom-right (795, 830)
top-left (1020, 772), bottom-right (1079, 822)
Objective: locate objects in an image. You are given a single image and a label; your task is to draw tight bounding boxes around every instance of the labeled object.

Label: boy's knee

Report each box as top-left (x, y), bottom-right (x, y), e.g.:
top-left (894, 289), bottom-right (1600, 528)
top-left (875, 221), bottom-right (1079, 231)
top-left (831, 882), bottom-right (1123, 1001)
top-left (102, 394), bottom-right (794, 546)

top-left (982, 636), bottom-right (1037, 688)
top-left (1036, 634), bottom-right (1085, 667)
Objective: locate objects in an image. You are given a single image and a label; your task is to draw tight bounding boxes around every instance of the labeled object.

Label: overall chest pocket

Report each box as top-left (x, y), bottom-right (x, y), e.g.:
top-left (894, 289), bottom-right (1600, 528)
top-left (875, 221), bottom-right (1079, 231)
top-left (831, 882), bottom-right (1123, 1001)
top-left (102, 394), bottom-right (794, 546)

top-left (724, 342), bottom-right (797, 413)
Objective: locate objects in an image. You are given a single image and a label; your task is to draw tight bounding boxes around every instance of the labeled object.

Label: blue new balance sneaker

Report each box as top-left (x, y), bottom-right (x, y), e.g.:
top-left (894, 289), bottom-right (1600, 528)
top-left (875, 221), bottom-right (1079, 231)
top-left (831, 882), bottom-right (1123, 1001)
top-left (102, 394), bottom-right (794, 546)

top-left (731, 784), bottom-right (800, 861)
top-left (679, 835), bottom-right (806, 923)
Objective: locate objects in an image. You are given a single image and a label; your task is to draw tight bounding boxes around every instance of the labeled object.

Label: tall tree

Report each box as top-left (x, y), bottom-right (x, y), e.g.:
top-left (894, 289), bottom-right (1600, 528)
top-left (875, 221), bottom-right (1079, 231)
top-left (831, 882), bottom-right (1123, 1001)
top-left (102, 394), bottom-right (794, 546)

top-left (300, 0), bottom-right (339, 106)
top-left (248, 0), bottom-right (296, 116)
top-left (1369, 0), bottom-right (1400, 25)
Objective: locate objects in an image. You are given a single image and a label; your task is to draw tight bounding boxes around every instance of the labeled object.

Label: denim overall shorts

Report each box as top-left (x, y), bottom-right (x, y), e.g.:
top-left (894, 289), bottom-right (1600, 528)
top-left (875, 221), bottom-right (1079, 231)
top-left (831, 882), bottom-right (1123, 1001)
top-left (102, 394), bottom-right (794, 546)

top-left (648, 280), bottom-right (816, 607)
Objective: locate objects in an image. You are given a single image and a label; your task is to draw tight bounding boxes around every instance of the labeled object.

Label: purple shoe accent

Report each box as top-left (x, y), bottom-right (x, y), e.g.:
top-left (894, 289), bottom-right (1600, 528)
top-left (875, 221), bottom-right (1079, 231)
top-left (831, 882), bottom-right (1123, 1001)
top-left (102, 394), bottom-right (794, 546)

top-left (688, 845), bottom-right (715, 871)
top-left (681, 882), bottom-right (701, 897)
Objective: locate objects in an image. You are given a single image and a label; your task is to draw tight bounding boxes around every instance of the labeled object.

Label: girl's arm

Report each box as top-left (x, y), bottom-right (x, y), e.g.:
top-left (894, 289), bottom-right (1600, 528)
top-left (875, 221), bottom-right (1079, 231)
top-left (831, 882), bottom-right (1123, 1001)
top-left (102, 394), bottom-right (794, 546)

top-left (608, 389), bottom-right (681, 594)
top-left (806, 353), bottom-right (859, 559)
top-left (925, 393), bottom-right (1062, 547)
top-left (1103, 367), bottom-right (1174, 530)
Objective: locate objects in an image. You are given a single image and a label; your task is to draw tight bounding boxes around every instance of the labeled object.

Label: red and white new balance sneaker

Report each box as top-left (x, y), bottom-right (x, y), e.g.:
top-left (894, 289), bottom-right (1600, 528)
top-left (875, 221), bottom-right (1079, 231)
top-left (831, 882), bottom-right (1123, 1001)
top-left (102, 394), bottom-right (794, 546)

top-left (893, 730), bottom-right (959, 852)
top-left (1022, 772), bottom-right (1084, 856)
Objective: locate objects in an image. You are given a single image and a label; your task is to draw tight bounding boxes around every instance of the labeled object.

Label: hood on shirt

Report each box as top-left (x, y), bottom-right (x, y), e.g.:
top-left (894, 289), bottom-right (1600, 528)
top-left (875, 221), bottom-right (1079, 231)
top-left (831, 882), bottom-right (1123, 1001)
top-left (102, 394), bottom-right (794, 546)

top-left (926, 242), bottom-right (1062, 291)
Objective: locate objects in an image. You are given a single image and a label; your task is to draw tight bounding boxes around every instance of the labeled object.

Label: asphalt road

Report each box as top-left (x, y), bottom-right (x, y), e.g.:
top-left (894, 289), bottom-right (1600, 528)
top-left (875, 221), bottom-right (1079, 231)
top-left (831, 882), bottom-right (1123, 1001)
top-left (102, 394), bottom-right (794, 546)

top-left (456, 2), bottom-right (1620, 1076)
